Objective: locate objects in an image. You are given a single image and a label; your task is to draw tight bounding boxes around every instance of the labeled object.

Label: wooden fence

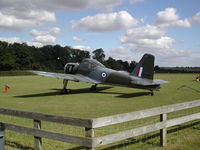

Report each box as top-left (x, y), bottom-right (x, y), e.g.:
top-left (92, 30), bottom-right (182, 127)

top-left (0, 99), bottom-right (200, 150)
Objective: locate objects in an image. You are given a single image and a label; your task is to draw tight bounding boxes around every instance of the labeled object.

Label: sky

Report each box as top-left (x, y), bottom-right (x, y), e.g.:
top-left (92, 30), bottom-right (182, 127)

top-left (0, 0), bottom-right (200, 67)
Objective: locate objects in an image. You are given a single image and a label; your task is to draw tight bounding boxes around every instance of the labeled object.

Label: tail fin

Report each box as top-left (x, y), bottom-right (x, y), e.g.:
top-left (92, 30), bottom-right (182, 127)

top-left (131, 54), bottom-right (155, 80)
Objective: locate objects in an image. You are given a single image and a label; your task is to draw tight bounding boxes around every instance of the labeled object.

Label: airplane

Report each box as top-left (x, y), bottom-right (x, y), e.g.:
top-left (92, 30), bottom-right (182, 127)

top-left (29, 53), bottom-right (168, 96)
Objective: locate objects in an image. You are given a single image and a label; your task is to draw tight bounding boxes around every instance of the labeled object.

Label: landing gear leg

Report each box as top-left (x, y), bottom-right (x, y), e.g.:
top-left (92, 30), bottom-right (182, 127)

top-left (63, 79), bottom-right (71, 94)
top-left (90, 84), bottom-right (97, 91)
top-left (150, 90), bottom-right (154, 96)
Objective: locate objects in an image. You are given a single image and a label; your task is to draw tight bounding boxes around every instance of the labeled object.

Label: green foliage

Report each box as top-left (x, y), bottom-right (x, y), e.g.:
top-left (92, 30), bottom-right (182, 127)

top-left (0, 41), bottom-right (134, 72)
top-left (92, 48), bottom-right (105, 63)
top-left (0, 41), bottom-right (91, 71)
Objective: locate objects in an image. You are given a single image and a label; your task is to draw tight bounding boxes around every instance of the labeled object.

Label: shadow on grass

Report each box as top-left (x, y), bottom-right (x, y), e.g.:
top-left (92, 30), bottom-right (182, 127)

top-left (14, 86), bottom-right (151, 98)
top-left (117, 92), bottom-right (152, 98)
top-left (6, 140), bottom-right (34, 150)
top-left (14, 86), bottom-right (113, 98)
top-left (67, 146), bottom-right (86, 150)
top-left (100, 121), bottom-right (200, 150)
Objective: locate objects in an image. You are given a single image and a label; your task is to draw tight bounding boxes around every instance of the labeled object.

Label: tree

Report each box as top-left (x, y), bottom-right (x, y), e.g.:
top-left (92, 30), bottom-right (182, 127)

top-left (129, 61), bottom-right (137, 72)
top-left (0, 48), bottom-right (16, 70)
top-left (154, 65), bottom-right (160, 71)
top-left (0, 41), bottom-right (142, 72)
top-left (92, 48), bottom-right (105, 63)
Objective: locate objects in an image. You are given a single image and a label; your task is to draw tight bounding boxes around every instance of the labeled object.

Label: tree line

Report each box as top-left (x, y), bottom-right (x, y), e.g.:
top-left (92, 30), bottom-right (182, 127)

top-left (0, 41), bottom-right (136, 72)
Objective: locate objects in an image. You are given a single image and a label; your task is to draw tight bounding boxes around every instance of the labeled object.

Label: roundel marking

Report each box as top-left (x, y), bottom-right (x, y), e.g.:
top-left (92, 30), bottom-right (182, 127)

top-left (101, 72), bottom-right (107, 78)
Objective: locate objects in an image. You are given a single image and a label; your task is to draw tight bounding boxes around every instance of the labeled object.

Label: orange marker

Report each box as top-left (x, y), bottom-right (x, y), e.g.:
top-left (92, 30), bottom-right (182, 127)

top-left (4, 85), bottom-right (10, 94)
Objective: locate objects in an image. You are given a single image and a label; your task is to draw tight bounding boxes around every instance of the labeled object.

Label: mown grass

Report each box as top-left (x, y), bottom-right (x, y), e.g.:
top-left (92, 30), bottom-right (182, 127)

top-left (0, 71), bottom-right (33, 76)
top-left (0, 73), bottom-right (199, 149)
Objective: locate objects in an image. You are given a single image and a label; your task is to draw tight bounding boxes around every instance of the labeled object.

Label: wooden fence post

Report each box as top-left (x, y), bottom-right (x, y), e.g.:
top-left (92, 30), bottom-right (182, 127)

top-left (0, 123), bottom-right (5, 150)
top-left (85, 127), bottom-right (94, 150)
top-left (34, 120), bottom-right (42, 150)
top-left (160, 113), bottom-right (167, 147)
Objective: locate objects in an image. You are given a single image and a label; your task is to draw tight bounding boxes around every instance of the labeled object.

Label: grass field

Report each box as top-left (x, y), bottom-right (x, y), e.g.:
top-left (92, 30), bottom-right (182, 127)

top-left (0, 73), bottom-right (200, 149)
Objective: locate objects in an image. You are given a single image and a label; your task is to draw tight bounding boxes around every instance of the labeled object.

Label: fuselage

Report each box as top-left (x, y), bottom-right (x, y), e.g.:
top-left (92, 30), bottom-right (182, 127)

top-left (64, 59), bottom-right (160, 90)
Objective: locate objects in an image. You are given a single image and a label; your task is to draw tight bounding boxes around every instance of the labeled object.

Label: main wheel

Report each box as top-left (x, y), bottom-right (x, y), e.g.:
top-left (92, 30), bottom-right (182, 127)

top-left (150, 91), bottom-right (154, 96)
top-left (90, 85), bottom-right (97, 91)
top-left (62, 89), bottom-right (71, 94)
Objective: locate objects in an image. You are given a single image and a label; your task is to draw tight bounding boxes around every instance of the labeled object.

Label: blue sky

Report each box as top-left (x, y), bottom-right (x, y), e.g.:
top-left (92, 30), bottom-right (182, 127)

top-left (0, 0), bottom-right (200, 66)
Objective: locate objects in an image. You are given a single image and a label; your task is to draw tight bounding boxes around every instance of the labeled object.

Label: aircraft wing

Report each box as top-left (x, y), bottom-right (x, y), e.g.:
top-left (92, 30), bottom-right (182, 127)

top-left (29, 70), bottom-right (101, 84)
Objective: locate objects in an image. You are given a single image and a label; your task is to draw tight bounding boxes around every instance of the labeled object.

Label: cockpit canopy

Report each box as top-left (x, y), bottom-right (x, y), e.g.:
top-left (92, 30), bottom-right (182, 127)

top-left (79, 59), bottom-right (105, 70)
top-left (64, 59), bottom-right (105, 75)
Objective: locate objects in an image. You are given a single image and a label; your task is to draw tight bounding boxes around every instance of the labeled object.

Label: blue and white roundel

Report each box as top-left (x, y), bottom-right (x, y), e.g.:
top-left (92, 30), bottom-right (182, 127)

top-left (101, 72), bottom-right (107, 78)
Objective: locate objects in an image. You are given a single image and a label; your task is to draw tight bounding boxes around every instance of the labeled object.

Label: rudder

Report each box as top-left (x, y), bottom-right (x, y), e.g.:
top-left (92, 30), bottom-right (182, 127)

top-left (131, 54), bottom-right (155, 80)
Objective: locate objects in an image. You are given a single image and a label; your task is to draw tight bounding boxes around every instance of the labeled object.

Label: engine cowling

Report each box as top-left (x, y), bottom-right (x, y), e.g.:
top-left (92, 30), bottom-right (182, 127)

top-left (64, 63), bottom-right (79, 74)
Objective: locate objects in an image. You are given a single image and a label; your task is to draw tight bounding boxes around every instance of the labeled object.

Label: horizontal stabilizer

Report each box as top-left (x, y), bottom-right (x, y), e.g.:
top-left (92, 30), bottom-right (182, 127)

top-left (153, 79), bottom-right (168, 85)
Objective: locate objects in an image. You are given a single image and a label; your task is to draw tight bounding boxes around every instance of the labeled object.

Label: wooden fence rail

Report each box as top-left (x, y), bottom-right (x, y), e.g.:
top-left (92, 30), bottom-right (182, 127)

top-left (0, 99), bottom-right (200, 150)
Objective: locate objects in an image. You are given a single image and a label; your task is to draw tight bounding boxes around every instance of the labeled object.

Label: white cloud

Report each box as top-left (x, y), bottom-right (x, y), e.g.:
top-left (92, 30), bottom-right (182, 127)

top-left (71, 45), bottom-right (93, 52)
top-left (0, 0), bottom-right (56, 31)
top-left (72, 11), bottom-right (139, 32)
top-left (0, 37), bottom-right (22, 43)
top-left (120, 25), bottom-right (165, 41)
top-left (30, 27), bottom-right (60, 45)
top-left (33, 0), bottom-right (123, 12)
top-left (0, 0), bottom-right (124, 31)
top-left (108, 46), bottom-right (133, 61)
top-left (30, 29), bottom-right (48, 36)
top-left (123, 36), bottom-right (175, 51)
top-left (155, 49), bottom-right (198, 67)
top-left (119, 25), bottom-right (175, 51)
top-left (0, 10), bottom-right (56, 31)
top-left (26, 41), bottom-right (43, 47)
top-left (50, 27), bottom-right (61, 35)
top-left (0, 36), bottom-right (44, 47)
top-left (26, 10), bottom-right (56, 23)
top-left (33, 35), bottom-right (56, 44)
top-left (190, 12), bottom-right (200, 24)
top-left (72, 36), bottom-right (85, 42)
top-left (115, 8), bottom-right (200, 66)
top-left (30, 27), bottom-right (60, 37)
top-left (156, 8), bottom-right (179, 24)
top-left (0, 12), bottom-right (35, 31)
top-left (155, 8), bottom-right (191, 29)
top-left (129, 0), bottom-right (144, 4)
top-left (0, 0), bottom-right (144, 13)
top-left (0, 0), bottom-right (123, 13)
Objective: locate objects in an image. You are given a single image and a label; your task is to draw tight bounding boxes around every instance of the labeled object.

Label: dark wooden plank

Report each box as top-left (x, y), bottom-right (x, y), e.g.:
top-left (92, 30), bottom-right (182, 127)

top-left (3, 122), bottom-right (92, 147)
top-left (92, 99), bottom-right (200, 128)
top-left (0, 108), bottom-right (93, 128)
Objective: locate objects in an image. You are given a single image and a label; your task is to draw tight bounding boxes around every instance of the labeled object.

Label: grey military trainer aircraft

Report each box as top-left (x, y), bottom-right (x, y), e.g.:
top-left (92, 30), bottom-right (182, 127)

top-left (30, 53), bottom-right (167, 96)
